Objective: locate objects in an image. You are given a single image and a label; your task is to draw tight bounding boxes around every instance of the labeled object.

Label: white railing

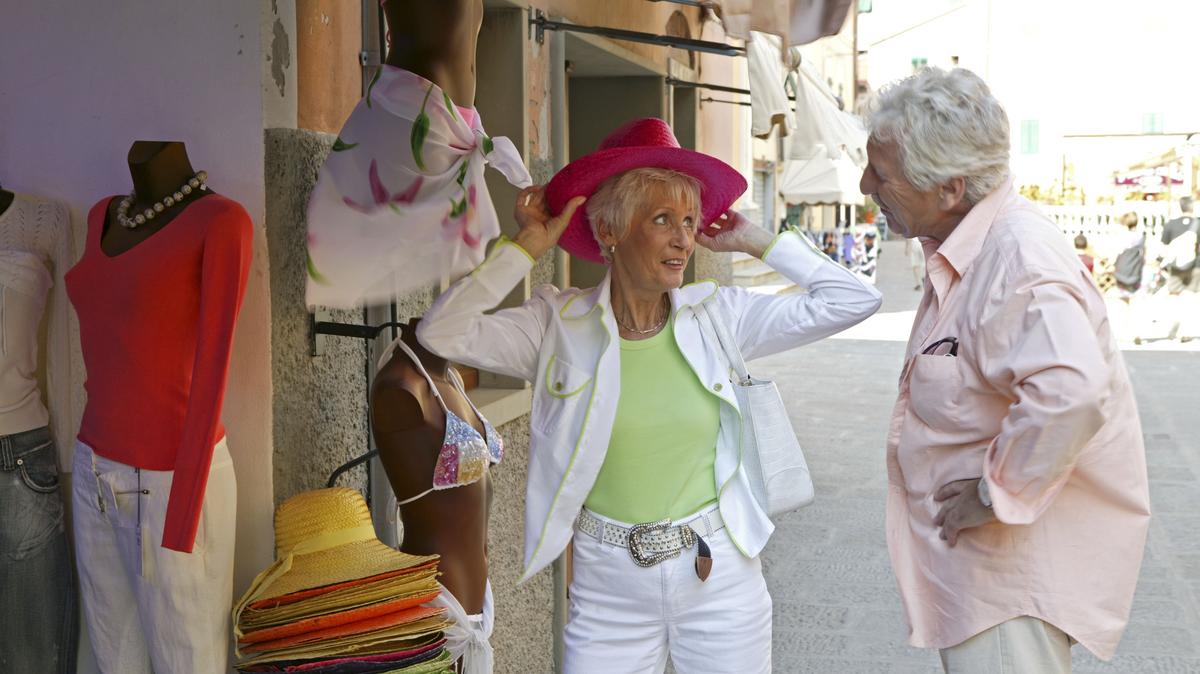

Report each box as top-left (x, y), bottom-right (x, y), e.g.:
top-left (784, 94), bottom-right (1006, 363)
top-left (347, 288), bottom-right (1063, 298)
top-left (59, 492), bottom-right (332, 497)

top-left (1041, 203), bottom-right (1170, 255)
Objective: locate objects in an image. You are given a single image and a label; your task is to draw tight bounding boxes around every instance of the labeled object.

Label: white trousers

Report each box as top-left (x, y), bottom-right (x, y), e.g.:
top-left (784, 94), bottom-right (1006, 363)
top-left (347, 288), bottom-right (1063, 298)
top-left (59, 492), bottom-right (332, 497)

top-left (563, 508), bottom-right (773, 674)
top-left (939, 616), bottom-right (1073, 674)
top-left (72, 439), bottom-right (236, 674)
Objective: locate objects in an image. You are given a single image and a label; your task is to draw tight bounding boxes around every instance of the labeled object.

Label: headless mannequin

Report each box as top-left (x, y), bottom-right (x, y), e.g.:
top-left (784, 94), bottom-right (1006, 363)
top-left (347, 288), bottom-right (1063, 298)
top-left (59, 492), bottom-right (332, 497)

top-left (102, 141), bottom-right (212, 257)
top-left (383, 0), bottom-right (482, 108)
top-left (371, 318), bottom-right (492, 614)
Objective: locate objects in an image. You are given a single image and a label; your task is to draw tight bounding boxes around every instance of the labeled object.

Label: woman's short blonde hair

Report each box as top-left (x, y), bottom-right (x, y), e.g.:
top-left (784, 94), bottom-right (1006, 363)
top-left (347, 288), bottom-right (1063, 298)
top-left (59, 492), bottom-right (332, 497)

top-left (585, 167), bottom-right (703, 263)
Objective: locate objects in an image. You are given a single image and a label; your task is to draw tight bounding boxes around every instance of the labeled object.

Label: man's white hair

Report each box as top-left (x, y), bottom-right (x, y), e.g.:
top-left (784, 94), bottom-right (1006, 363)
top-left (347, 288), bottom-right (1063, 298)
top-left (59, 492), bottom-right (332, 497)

top-left (866, 68), bottom-right (1010, 205)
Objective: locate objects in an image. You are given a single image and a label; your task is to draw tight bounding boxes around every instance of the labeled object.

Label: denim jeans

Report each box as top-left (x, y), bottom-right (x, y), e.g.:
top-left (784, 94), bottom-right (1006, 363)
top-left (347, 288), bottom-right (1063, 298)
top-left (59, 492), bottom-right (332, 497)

top-left (0, 426), bottom-right (79, 674)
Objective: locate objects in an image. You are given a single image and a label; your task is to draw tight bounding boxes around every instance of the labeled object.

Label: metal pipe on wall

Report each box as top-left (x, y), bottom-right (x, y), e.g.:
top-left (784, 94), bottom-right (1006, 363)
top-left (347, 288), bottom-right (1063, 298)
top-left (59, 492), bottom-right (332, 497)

top-left (548, 26), bottom-right (570, 672)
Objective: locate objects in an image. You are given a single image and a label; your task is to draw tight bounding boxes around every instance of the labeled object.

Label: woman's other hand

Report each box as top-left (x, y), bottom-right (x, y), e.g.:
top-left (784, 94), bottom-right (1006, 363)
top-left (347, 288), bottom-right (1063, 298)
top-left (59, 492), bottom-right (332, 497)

top-left (697, 209), bottom-right (775, 258)
top-left (513, 186), bottom-right (586, 259)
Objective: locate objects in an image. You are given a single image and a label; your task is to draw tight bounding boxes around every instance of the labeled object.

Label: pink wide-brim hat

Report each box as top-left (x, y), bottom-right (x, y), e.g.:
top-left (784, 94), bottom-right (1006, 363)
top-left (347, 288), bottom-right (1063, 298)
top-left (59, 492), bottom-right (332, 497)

top-left (545, 117), bottom-right (748, 264)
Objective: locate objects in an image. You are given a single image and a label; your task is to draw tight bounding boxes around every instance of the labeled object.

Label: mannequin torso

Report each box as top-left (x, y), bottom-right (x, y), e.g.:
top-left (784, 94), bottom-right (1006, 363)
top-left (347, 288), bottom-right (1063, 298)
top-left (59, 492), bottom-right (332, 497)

top-left (383, 0), bottom-right (482, 108)
top-left (370, 319), bottom-right (492, 615)
top-left (101, 141), bottom-right (213, 258)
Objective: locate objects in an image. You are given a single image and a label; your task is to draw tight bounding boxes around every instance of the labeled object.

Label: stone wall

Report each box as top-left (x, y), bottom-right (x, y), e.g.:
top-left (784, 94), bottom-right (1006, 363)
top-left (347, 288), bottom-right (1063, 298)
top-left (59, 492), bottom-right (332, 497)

top-left (265, 127), bottom-right (370, 503)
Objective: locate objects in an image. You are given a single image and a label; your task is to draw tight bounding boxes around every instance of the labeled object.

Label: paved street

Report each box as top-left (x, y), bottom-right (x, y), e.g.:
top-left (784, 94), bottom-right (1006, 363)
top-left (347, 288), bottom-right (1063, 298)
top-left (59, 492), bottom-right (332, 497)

top-left (758, 240), bottom-right (1200, 672)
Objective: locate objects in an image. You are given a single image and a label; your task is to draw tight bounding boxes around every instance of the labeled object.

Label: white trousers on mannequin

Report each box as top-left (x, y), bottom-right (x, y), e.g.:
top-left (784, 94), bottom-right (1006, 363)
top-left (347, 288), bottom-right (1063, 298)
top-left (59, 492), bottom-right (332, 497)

top-left (71, 439), bottom-right (236, 674)
top-left (563, 508), bottom-right (773, 674)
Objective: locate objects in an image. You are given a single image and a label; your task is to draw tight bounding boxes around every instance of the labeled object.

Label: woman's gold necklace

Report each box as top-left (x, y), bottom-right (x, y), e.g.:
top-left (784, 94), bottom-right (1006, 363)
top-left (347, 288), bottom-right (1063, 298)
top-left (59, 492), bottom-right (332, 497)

top-left (616, 295), bottom-right (669, 335)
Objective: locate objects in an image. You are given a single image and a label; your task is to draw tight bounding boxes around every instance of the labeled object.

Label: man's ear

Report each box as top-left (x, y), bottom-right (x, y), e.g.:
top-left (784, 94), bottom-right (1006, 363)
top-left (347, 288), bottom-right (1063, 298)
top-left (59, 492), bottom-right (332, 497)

top-left (938, 177), bottom-right (968, 212)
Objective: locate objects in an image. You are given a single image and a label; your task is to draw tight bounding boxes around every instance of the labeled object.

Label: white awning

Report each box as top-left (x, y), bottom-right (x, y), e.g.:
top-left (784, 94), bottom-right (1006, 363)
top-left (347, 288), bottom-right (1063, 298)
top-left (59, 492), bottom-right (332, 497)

top-left (788, 60), bottom-right (866, 165)
top-left (779, 153), bottom-right (864, 206)
top-left (717, 0), bottom-right (855, 47)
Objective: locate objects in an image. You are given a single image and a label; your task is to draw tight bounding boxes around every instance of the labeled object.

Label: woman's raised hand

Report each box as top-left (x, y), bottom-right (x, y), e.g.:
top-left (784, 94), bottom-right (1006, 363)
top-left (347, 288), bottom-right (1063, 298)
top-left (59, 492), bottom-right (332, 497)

top-left (513, 186), bottom-right (586, 260)
top-left (697, 209), bottom-right (775, 258)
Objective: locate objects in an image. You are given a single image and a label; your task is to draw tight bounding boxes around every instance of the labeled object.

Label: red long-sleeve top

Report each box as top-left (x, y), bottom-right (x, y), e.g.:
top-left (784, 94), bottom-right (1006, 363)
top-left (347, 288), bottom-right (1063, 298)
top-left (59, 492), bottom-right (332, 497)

top-left (66, 194), bottom-right (251, 552)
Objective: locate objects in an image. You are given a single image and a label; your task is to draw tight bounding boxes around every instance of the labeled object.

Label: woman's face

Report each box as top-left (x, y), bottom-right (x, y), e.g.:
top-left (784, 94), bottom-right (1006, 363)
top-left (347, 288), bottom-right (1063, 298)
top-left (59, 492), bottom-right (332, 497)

top-left (610, 184), bottom-right (698, 292)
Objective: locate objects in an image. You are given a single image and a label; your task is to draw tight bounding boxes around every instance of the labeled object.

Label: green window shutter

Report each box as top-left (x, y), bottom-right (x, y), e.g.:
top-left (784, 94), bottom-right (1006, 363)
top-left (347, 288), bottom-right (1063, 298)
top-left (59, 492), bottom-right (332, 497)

top-left (1142, 112), bottom-right (1164, 134)
top-left (1020, 119), bottom-right (1040, 155)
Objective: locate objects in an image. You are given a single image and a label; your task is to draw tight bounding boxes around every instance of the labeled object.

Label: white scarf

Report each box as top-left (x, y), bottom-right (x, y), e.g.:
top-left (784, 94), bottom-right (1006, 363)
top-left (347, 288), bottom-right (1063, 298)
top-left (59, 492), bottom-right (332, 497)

top-left (305, 66), bottom-right (532, 309)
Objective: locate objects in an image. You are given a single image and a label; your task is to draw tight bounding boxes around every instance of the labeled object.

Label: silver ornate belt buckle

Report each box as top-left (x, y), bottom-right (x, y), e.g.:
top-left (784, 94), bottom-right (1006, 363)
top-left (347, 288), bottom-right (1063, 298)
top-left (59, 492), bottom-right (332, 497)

top-left (628, 518), bottom-right (695, 567)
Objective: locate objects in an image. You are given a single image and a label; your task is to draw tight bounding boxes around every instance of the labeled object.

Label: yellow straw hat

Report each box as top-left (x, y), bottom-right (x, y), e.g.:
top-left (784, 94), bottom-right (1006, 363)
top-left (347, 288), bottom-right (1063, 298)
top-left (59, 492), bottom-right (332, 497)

top-left (233, 487), bottom-right (437, 643)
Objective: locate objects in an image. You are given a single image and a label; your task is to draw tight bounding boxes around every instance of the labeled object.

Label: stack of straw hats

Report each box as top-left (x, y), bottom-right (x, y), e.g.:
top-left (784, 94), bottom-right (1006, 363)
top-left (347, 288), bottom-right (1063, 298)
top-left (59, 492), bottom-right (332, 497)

top-left (233, 488), bottom-right (454, 673)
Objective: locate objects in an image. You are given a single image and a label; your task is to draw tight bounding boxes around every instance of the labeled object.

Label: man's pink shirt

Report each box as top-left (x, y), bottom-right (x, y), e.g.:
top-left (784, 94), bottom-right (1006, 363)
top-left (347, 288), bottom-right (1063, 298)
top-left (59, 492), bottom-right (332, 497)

top-left (887, 178), bottom-right (1150, 659)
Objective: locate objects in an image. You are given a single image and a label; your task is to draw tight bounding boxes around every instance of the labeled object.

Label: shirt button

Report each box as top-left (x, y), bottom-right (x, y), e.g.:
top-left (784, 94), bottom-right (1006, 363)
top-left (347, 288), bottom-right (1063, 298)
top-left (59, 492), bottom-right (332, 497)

top-left (713, 383), bottom-right (723, 392)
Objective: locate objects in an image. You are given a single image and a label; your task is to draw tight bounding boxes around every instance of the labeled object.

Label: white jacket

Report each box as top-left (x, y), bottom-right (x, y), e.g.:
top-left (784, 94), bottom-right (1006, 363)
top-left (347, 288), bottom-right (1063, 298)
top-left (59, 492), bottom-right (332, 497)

top-left (418, 231), bottom-right (882, 582)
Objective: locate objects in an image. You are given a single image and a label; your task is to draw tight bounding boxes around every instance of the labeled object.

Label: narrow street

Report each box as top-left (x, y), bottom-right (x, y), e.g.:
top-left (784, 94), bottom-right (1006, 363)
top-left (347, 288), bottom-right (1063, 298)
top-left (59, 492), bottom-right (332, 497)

top-left (759, 240), bottom-right (1200, 672)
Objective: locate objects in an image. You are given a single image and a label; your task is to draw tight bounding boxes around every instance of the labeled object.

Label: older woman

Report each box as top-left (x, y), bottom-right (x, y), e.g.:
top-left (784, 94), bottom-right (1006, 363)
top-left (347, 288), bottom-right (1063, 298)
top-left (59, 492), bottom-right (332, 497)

top-left (418, 117), bottom-right (881, 673)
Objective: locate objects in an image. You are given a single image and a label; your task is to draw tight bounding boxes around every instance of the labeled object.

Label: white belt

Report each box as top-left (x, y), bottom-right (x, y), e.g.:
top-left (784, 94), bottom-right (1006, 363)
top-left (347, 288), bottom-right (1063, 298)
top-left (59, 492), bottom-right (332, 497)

top-left (575, 506), bottom-right (724, 568)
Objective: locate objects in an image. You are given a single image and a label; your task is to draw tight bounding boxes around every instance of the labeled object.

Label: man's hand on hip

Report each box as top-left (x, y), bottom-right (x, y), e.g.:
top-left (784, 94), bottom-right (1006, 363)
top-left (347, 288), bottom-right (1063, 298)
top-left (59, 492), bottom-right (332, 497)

top-left (933, 478), bottom-right (998, 547)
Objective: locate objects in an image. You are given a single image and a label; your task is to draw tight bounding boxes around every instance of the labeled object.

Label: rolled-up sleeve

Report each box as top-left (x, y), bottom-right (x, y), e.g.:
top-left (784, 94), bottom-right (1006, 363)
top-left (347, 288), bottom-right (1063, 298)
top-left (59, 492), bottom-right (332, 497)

top-left (977, 274), bottom-right (1108, 524)
top-left (724, 231), bottom-right (883, 360)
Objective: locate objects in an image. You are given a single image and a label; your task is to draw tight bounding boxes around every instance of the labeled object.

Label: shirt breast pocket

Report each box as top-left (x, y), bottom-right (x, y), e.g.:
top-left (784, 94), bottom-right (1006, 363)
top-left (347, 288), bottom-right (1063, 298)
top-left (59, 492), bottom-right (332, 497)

top-left (533, 355), bottom-right (593, 435)
top-left (908, 354), bottom-right (965, 430)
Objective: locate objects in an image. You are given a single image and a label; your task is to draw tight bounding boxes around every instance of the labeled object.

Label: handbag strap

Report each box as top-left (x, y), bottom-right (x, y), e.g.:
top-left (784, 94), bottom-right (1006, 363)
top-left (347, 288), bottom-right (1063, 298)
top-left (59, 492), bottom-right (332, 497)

top-left (698, 300), bottom-right (751, 385)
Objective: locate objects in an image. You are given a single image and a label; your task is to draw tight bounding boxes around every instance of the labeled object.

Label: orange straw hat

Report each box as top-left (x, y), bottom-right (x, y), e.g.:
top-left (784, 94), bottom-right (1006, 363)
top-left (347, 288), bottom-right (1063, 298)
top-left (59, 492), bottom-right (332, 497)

top-left (232, 487), bottom-right (437, 642)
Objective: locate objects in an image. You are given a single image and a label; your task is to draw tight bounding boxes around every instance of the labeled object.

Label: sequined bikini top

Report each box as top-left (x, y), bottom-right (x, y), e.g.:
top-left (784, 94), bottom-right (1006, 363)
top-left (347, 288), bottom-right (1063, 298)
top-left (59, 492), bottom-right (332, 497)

top-left (379, 337), bottom-right (504, 505)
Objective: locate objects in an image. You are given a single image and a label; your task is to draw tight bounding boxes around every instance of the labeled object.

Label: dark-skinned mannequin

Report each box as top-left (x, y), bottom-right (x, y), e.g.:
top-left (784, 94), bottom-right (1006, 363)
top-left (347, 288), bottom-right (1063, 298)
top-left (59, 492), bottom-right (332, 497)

top-left (368, 0), bottom-right (492, 617)
top-left (102, 141), bottom-right (212, 257)
top-left (382, 0), bottom-right (482, 108)
top-left (371, 318), bottom-right (492, 615)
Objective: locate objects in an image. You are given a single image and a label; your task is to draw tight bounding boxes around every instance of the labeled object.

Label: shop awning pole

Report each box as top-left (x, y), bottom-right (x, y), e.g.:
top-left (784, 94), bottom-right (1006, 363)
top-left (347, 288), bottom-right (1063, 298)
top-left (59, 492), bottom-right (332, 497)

top-left (529, 11), bottom-right (743, 56)
top-left (701, 96), bottom-right (752, 107)
top-left (668, 77), bottom-right (797, 101)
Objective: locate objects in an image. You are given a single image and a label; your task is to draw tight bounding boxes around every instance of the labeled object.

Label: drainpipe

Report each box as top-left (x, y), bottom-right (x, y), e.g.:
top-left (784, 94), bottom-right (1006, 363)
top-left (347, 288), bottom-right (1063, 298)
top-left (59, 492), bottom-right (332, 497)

top-left (549, 28), bottom-right (570, 674)
top-left (551, 27), bottom-right (570, 290)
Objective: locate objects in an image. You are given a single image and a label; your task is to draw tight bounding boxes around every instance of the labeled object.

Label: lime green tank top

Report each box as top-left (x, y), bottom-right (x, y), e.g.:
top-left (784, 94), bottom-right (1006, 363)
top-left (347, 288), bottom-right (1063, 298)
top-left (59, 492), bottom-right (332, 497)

top-left (584, 313), bottom-right (720, 523)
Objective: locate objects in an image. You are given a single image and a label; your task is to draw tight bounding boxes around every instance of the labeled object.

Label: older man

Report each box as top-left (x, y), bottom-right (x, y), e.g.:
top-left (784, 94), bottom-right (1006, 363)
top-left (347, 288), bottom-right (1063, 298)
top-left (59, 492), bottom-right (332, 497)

top-left (860, 68), bottom-right (1150, 672)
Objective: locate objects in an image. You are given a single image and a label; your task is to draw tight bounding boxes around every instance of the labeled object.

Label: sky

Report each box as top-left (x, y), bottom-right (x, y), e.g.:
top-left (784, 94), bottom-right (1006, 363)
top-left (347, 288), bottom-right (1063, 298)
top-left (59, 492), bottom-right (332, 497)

top-left (858, 0), bottom-right (1200, 196)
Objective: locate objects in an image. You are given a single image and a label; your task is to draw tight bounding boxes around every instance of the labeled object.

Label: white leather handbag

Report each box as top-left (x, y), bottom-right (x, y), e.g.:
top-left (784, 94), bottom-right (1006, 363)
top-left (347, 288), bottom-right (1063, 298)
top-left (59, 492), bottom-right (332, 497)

top-left (698, 301), bottom-right (815, 516)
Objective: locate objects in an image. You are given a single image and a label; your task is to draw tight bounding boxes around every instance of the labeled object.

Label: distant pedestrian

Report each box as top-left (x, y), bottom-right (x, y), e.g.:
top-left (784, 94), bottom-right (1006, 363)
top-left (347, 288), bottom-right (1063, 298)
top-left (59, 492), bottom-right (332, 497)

top-left (821, 230), bottom-right (839, 260)
top-left (1159, 196), bottom-right (1200, 340)
top-left (1113, 212), bottom-right (1145, 302)
top-left (1160, 196), bottom-right (1200, 294)
top-left (854, 231), bottom-right (879, 283)
top-left (905, 236), bottom-right (925, 290)
top-left (1074, 234), bottom-right (1094, 274)
top-left (860, 67), bottom-right (1149, 672)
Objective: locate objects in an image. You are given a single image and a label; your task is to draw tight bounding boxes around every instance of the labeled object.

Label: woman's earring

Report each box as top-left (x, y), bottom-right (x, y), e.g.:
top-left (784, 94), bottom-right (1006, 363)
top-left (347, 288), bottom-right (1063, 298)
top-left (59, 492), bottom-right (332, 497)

top-left (609, 245), bottom-right (616, 256)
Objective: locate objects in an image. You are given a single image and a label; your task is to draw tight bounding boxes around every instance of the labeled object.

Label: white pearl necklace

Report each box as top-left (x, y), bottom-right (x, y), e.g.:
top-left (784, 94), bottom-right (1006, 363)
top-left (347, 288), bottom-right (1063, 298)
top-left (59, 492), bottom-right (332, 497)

top-left (117, 170), bottom-right (208, 229)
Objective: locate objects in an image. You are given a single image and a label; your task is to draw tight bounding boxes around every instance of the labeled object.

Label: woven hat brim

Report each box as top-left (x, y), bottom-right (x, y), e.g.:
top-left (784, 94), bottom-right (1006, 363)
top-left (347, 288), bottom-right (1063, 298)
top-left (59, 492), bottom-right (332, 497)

top-left (253, 539), bottom-right (438, 603)
top-left (237, 622), bottom-right (449, 667)
top-left (239, 637), bottom-right (447, 672)
top-left (545, 146), bottom-right (748, 263)
top-left (242, 568), bottom-right (440, 629)
top-left (239, 589), bottom-right (441, 645)
top-left (234, 628), bottom-right (446, 666)
top-left (243, 605), bottom-right (446, 653)
top-left (249, 562), bottom-right (438, 611)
